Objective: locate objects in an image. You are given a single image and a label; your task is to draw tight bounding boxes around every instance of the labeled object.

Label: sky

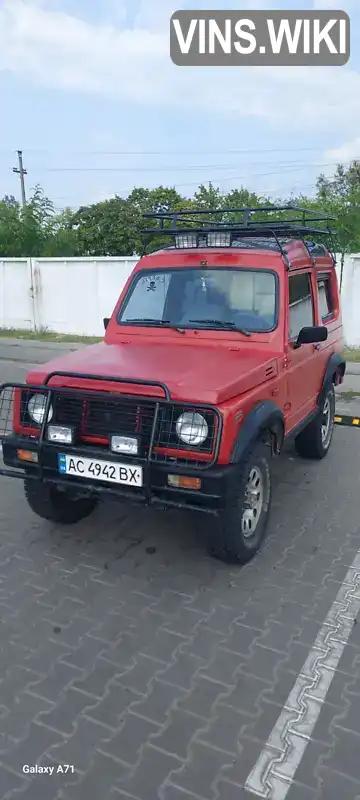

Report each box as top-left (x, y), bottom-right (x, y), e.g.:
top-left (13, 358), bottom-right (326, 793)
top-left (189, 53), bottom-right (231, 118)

top-left (0, 0), bottom-right (359, 211)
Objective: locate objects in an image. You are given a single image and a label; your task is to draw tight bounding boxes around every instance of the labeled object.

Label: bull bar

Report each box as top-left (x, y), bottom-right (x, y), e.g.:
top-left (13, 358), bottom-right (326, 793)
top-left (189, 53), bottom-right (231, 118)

top-left (0, 372), bottom-right (228, 516)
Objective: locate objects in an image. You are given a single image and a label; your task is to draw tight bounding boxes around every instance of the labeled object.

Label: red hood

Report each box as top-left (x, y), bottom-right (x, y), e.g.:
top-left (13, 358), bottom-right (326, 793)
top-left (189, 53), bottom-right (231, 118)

top-left (26, 341), bottom-right (279, 405)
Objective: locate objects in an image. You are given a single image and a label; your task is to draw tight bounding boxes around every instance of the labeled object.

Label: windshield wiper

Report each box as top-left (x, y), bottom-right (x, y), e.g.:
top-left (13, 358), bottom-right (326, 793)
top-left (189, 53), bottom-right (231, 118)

top-left (124, 318), bottom-right (171, 324)
top-left (123, 318), bottom-right (185, 333)
top-left (188, 319), bottom-right (251, 337)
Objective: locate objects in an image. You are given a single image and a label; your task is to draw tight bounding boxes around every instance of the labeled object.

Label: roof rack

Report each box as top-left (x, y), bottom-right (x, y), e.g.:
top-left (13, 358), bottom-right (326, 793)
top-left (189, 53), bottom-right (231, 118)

top-left (140, 204), bottom-right (337, 262)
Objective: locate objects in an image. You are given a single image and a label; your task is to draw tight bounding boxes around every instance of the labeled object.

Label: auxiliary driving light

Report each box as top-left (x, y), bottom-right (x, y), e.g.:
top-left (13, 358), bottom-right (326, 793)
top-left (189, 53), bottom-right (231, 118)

top-left (207, 232), bottom-right (231, 247)
top-left (47, 426), bottom-right (74, 445)
top-left (175, 234), bottom-right (197, 249)
top-left (111, 435), bottom-right (139, 455)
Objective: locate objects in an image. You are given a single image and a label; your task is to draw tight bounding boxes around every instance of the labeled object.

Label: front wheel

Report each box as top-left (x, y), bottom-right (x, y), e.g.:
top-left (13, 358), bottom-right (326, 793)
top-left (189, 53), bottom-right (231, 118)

top-left (208, 439), bottom-right (272, 565)
top-left (295, 383), bottom-right (335, 460)
top-left (24, 479), bottom-right (98, 524)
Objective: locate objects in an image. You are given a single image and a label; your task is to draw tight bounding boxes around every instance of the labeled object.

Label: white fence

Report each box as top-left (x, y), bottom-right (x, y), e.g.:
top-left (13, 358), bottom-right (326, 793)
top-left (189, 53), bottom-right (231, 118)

top-left (0, 254), bottom-right (360, 345)
top-left (0, 257), bottom-right (138, 339)
top-left (335, 255), bottom-right (360, 347)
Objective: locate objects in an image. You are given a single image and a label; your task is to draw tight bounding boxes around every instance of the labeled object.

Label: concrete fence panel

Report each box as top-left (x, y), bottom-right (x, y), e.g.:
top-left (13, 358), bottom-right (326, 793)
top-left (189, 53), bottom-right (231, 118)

top-left (339, 255), bottom-right (360, 347)
top-left (0, 258), bottom-right (34, 330)
top-left (31, 257), bottom-right (138, 337)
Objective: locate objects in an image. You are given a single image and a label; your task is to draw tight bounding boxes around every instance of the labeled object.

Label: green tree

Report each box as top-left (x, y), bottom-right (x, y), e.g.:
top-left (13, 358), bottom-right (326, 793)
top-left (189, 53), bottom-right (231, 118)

top-left (69, 187), bottom-right (189, 256)
top-left (42, 208), bottom-right (79, 257)
top-left (0, 195), bottom-right (23, 256)
top-left (315, 161), bottom-right (360, 254)
top-left (224, 187), bottom-right (266, 208)
top-left (0, 186), bottom-right (59, 257)
top-left (126, 186), bottom-right (189, 253)
top-left (193, 182), bottom-right (224, 210)
top-left (20, 185), bottom-right (55, 256)
top-left (1, 165), bottom-right (359, 259)
top-left (222, 187), bottom-right (269, 225)
top-left (69, 196), bottom-right (139, 256)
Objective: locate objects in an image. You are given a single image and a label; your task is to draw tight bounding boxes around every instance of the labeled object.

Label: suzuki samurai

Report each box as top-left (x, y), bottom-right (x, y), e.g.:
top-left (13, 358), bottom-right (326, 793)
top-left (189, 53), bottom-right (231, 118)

top-left (0, 205), bottom-right (346, 564)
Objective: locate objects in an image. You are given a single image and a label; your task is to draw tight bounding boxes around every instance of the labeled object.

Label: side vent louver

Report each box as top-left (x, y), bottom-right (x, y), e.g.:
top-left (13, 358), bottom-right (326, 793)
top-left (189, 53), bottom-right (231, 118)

top-left (265, 365), bottom-right (276, 379)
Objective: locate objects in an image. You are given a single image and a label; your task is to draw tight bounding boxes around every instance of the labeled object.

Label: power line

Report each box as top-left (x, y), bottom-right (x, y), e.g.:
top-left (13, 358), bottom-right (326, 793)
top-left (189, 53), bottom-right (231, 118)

top-left (22, 157), bottom-right (359, 174)
top-left (0, 145), bottom-right (343, 156)
top-left (109, 160), bottom-right (357, 192)
top-left (78, 147), bottom-right (358, 158)
top-left (48, 181), bottom-right (323, 212)
top-left (5, 149), bottom-right (355, 210)
top-left (47, 175), bottom-right (343, 212)
top-left (82, 147), bottom-right (330, 156)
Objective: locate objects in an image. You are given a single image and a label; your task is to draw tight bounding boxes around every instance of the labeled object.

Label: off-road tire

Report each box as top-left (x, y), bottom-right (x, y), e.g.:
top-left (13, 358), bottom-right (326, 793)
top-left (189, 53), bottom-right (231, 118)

top-left (24, 479), bottom-right (97, 524)
top-left (208, 439), bottom-right (272, 565)
top-left (295, 383), bottom-right (335, 460)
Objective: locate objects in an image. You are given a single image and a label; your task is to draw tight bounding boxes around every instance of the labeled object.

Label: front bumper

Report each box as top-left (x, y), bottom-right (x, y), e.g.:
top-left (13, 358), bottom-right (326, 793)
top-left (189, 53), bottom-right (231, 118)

top-left (0, 436), bottom-right (237, 516)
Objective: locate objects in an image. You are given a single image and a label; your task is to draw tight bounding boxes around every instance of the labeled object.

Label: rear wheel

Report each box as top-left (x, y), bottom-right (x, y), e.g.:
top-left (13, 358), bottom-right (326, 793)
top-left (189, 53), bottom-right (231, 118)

top-left (24, 480), bottom-right (97, 524)
top-left (208, 439), bottom-right (272, 565)
top-left (295, 383), bottom-right (335, 460)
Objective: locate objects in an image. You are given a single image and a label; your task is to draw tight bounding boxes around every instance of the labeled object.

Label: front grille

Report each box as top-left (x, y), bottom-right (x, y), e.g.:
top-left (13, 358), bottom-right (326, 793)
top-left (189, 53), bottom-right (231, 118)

top-left (3, 385), bottom-right (220, 468)
top-left (51, 392), bottom-right (156, 457)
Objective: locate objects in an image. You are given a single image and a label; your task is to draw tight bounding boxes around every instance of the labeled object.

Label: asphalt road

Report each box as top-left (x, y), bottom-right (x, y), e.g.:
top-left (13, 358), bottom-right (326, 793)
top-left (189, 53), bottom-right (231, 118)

top-left (1, 341), bottom-right (360, 800)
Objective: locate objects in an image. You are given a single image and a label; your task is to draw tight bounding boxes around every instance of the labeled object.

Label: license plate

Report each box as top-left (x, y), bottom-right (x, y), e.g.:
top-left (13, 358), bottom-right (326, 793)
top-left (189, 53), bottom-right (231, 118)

top-left (58, 455), bottom-right (143, 486)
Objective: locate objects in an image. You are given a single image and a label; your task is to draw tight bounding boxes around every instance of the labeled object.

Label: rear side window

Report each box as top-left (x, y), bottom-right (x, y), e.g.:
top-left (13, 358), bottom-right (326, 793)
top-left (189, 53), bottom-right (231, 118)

top-left (288, 272), bottom-right (314, 339)
top-left (317, 274), bottom-right (334, 320)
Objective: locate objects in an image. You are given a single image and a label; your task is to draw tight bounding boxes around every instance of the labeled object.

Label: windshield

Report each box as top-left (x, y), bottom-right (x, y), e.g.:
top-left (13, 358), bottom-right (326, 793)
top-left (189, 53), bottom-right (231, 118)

top-left (117, 268), bottom-right (277, 333)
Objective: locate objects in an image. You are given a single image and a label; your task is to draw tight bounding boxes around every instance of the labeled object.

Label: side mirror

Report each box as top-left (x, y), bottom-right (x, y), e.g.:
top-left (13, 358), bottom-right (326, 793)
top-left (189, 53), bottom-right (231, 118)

top-left (103, 317), bottom-right (110, 331)
top-left (294, 325), bottom-right (328, 348)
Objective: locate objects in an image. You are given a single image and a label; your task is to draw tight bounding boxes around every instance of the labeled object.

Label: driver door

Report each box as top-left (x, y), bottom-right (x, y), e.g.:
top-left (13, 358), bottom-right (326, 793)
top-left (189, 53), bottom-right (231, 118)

top-left (285, 270), bottom-right (321, 431)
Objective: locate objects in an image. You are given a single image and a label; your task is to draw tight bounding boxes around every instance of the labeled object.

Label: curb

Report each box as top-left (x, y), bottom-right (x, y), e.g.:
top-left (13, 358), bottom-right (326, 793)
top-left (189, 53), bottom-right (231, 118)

top-left (335, 414), bottom-right (360, 427)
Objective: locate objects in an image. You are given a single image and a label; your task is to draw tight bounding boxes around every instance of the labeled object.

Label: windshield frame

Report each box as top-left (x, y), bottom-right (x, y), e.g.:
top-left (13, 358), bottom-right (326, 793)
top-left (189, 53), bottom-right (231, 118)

top-left (116, 266), bottom-right (280, 334)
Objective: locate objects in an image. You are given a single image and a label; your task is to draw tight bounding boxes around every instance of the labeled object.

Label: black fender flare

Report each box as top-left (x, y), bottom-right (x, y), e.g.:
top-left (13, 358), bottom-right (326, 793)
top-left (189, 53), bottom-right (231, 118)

top-left (320, 353), bottom-right (346, 400)
top-left (230, 401), bottom-right (285, 463)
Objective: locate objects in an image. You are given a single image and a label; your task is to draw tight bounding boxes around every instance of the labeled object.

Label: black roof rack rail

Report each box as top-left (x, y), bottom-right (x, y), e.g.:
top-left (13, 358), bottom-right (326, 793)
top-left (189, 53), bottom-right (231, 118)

top-left (140, 204), bottom-right (337, 262)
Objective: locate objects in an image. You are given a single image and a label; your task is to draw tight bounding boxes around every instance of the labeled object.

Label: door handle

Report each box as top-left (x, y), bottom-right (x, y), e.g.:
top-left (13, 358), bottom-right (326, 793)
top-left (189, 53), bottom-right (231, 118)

top-left (314, 343), bottom-right (321, 351)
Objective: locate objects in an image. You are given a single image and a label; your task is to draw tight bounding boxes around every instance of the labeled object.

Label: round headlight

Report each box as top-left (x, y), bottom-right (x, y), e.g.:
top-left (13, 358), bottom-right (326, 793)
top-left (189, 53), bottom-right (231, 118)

top-left (27, 393), bottom-right (53, 425)
top-left (176, 412), bottom-right (208, 446)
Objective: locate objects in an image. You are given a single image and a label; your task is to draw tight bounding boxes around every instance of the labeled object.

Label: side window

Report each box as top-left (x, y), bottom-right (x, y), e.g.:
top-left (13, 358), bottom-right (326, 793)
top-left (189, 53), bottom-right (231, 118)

top-left (317, 274), bottom-right (334, 320)
top-left (288, 272), bottom-right (314, 340)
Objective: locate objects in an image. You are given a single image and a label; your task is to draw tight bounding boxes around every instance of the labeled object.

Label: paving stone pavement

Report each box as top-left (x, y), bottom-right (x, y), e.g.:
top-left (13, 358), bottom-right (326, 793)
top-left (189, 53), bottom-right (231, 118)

top-left (1, 355), bottom-right (360, 798)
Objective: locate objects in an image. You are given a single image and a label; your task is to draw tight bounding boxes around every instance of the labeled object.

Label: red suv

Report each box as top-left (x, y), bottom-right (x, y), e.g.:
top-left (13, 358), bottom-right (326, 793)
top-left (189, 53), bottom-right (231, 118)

top-left (0, 206), bottom-right (346, 564)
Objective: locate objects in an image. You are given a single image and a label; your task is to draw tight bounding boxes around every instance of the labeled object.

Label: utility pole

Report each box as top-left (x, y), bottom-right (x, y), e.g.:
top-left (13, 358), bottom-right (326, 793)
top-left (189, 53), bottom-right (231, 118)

top-left (13, 150), bottom-right (27, 206)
